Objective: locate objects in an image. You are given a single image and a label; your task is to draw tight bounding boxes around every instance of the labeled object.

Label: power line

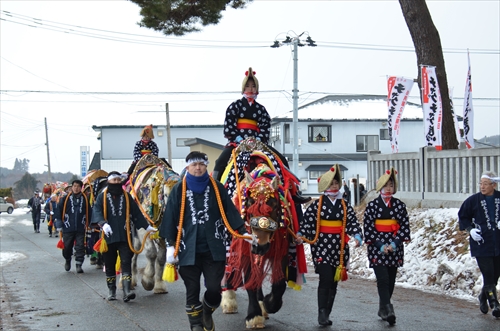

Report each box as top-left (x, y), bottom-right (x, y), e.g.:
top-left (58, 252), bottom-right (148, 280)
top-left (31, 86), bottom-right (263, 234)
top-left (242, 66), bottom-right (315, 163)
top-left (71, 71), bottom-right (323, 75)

top-left (1, 10), bottom-right (498, 54)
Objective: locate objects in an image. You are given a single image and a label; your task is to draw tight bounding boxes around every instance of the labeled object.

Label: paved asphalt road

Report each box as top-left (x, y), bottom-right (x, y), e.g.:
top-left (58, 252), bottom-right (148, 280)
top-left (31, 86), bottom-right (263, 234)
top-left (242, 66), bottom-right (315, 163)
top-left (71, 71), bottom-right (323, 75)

top-left (1, 212), bottom-right (498, 331)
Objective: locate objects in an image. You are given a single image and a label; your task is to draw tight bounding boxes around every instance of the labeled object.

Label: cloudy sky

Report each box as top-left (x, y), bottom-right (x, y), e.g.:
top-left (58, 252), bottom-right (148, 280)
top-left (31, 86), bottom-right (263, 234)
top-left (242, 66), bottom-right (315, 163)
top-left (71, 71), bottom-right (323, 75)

top-left (1, 0), bottom-right (499, 174)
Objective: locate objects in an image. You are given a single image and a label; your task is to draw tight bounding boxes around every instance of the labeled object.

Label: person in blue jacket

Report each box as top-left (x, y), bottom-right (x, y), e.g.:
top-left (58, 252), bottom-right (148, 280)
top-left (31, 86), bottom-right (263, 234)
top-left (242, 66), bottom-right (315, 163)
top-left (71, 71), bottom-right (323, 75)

top-left (55, 180), bottom-right (92, 274)
top-left (459, 170), bottom-right (500, 318)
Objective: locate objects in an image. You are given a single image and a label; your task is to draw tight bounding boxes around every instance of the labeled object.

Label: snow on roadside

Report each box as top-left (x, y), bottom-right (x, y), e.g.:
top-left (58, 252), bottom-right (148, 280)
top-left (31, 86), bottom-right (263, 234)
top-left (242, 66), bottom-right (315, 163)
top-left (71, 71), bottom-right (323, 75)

top-left (347, 207), bottom-right (482, 302)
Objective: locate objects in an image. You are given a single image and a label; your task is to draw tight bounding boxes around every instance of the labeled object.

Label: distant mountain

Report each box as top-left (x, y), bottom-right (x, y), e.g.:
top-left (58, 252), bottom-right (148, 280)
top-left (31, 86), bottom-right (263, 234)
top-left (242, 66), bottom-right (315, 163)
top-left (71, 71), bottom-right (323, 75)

top-left (477, 135), bottom-right (500, 147)
top-left (0, 168), bottom-right (78, 189)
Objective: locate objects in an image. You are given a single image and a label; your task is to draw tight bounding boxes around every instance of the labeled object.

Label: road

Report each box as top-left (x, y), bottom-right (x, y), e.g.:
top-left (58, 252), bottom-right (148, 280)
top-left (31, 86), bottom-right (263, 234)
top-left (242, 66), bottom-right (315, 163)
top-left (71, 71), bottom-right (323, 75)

top-left (1, 211), bottom-right (498, 330)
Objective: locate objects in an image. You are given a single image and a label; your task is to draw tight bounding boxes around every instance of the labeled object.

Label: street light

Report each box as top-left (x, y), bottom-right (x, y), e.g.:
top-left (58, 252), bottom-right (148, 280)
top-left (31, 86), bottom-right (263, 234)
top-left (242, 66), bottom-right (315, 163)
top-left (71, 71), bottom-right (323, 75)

top-left (270, 31), bottom-right (317, 175)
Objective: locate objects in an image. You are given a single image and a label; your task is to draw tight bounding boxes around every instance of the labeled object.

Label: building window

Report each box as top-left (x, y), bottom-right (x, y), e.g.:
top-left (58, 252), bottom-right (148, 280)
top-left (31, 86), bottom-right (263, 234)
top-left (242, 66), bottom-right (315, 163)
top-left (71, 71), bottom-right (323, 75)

top-left (356, 135), bottom-right (379, 152)
top-left (380, 129), bottom-right (390, 140)
top-left (309, 170), bottom-right (323, 180)
top-left (308, 125), bottom-right (331, 142)
top-left (270, 125), bottom-right (280, 142)
top-left (176, 138), bottom-right (190, 147)
top-left (284, 124), bottom-right (290, 143)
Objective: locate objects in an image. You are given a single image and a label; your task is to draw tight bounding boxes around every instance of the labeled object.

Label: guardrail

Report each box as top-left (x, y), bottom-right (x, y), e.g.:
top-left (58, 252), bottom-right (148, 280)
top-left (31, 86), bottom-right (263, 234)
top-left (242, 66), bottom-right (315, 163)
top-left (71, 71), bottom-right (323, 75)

top-left (367, 147), bottom-right (500, 208)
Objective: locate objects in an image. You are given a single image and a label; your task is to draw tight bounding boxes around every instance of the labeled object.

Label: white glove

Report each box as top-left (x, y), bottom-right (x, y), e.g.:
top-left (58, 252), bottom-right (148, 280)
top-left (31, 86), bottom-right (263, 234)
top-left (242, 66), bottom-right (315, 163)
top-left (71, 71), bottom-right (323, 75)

top-left (166, 246), bottom-right (178, 264)
top-left (50, 211), bottom-right (54, 215)
top-left (102, 223), bottom-right (113, 237)
top-left (244, 233), bottom-right (257, 246)
top-left (146, 225), bottom-right (158, 232)
top-left (470, 228), bottom-right (483, 242)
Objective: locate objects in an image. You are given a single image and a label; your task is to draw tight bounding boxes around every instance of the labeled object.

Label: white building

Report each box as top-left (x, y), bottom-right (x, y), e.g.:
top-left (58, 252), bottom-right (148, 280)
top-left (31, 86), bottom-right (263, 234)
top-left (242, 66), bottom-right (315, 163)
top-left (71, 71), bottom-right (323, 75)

top-left (92, 95), bottom-right (426, 196)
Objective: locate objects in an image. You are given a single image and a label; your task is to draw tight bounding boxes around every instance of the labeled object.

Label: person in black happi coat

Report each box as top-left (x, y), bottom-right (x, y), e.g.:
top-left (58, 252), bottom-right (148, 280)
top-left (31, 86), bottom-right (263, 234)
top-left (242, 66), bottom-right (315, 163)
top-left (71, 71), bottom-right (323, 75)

top-left (55, 180), bottom-right (92, 274)
top-left (160, 151), bottom-right (250, 331)
top-left (298, 164), bottom-right (363, 326)
top-left (459, 170), bottom-right (500, 318)
top-left (91, 171), bottom-right (156, 302)
top-left (363, 168), bottom-right (410, 326)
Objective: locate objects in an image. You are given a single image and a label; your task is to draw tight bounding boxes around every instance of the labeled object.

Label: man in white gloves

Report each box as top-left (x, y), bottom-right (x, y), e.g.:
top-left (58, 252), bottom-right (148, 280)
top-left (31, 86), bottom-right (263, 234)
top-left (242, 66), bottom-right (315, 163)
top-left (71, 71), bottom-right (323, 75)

top-left (91, 171), bottom-right (157, 302)
top-left (160, 151), bottom-right (249, 331)
top-left (459, 170), bottom-right (500, 318)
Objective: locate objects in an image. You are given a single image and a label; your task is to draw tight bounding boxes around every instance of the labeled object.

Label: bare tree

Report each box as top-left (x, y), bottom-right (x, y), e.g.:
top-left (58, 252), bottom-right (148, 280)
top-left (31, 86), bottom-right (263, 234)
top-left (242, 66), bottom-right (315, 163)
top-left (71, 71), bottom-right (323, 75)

top-left (399, 0), bottom-right (458, 150)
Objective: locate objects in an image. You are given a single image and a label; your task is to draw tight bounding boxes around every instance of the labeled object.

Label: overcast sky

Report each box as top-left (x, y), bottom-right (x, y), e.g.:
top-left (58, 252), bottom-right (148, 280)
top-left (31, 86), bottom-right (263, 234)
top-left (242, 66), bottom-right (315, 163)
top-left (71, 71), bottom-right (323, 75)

top-left (1, 0), bottom-right (499, 175)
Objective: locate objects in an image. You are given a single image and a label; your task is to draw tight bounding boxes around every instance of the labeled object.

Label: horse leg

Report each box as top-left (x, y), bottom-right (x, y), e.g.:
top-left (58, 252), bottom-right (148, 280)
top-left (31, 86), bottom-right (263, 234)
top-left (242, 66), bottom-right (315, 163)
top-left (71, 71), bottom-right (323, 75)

top-left (130, 229), bottom-right (142, 289)
top-left (221, 266), bottom-right (239, 314)
top-left (257, 288), bottom-right (269, 320)
top-left (245, 288), bottom-right (266, 329)
top-left (152, 239), bottom-right (167, 294)
top-left (263, 279), bottom-right (286, 314)
top-left (139, 228), bottom-right (156, 291)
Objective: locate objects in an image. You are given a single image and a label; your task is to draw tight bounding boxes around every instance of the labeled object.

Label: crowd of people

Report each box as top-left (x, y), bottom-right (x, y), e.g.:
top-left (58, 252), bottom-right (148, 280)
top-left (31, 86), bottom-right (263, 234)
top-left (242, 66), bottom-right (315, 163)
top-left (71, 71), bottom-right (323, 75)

top-left (23, 68), bottom-right (499, 330)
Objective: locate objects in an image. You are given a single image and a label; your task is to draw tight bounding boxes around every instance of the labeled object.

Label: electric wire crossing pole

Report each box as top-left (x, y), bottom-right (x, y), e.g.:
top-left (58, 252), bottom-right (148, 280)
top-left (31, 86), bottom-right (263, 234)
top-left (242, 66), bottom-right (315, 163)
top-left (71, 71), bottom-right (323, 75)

top-left (271, 32), bottom-right (316, 175)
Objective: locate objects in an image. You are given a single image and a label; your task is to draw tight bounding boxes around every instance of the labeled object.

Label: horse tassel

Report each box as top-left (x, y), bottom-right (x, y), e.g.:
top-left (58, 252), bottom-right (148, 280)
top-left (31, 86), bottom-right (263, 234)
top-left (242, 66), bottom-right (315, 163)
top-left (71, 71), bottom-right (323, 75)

top-left (56, 232), bottom-right (64, 249)
top-left (162, 263), bottom-right (178, 283)
top-left (115, 254), bottom-right (121, 274)
top-left (93, 233), bottom-right (108, 253)
top-left (334, 266), bottom-right (348, 282)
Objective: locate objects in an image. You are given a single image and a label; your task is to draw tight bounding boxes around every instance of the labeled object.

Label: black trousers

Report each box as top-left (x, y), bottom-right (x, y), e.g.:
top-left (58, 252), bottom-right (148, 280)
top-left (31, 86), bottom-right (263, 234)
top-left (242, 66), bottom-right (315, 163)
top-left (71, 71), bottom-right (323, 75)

top-left (178, 251), bottom-right (225, 306)
top-left (213, 144), bottom-right (290, 180)
top-left (31, 211), bottom-right (40, 231)
top-left (62, 231), bottom-right (86, 264)
top-left (316, 263), bottom-right (339, 291)
top-left (103, 241), bottom-right (134, 277)
top-left (373, 265), bottom-right (398, 305)
top-left (476, 255), bottom-right (500, 288)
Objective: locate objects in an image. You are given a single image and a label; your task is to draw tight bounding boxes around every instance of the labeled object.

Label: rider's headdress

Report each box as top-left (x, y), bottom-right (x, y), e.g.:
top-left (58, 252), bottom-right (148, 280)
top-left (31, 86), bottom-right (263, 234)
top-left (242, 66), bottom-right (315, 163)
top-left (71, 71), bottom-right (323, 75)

top-left (317, 164), bottom-right (342, 193)
top-left (140, 124), bottom-right (154, 139)
top-left (242, 67), bottom-right (259, 94)
top-left (375, 167), bottom-right (398, 193)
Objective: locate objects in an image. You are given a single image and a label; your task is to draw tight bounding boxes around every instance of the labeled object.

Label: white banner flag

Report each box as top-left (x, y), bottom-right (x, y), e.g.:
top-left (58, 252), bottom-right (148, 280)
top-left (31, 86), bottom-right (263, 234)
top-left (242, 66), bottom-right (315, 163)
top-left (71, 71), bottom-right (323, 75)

top-left (421, 65), bottom-right (443, 150)
top-left (463, 52), bottom-right (474, 149)
top-left (387, 76), bottom-right (414, 153)
top-left (449, 88), bottom-right (461, 148)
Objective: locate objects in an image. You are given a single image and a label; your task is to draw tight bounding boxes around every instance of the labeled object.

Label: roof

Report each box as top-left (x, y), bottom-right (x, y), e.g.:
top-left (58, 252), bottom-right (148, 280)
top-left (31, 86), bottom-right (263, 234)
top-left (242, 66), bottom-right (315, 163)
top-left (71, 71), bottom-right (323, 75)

top-left (92, 124), bottom-right (224, 131)
top-left (184, 138), bottom-right (225, 150)
top-left (305, 164), bottom-right (348, 172)
top-left (273, 96), bottom-right (423, 122)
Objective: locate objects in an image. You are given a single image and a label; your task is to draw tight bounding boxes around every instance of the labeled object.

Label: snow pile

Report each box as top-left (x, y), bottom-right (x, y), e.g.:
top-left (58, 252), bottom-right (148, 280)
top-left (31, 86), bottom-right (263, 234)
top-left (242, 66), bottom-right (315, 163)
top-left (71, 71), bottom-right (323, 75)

top-left (346, 207), bottom-right (481, 301)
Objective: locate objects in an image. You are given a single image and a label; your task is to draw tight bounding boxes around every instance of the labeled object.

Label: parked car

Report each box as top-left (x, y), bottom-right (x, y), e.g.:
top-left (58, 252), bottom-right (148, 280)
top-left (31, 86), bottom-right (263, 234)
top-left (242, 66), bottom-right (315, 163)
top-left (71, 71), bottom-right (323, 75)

top-left (0, 197), bottom-right (14, 214)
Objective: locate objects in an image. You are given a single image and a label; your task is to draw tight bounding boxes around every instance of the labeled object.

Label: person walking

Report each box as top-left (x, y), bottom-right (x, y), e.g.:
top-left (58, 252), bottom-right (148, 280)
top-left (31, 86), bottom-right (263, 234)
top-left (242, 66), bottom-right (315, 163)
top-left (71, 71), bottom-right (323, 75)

top-left (28, 190), bottom-right (42, 233)
top-left (458, 170), bottom-right (500, 317)
top-left (297, 165), bottom-right (363, 326)
top-left (160, 151), bottom-right (249, 331)
top-left (342, 180), bottom-right (351, 203)
top-left (55, 180), bottom-right (92, 274)
top-left (363, 168), bottom-right (411, 326)
top-left (91, 171), bottom-right (157, 302)
top-left (43, 193), bottom-right (58, 237)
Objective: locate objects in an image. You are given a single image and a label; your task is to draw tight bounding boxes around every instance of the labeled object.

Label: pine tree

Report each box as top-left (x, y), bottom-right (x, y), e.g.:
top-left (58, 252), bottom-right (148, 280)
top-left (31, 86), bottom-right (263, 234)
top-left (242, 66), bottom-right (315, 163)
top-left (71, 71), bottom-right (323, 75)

top-left (14, 172), bottom-right (40, 199)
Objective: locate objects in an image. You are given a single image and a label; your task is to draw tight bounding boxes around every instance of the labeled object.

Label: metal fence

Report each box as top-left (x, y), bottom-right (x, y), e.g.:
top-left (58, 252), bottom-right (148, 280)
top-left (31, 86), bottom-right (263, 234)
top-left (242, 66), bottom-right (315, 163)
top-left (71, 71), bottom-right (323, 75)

top-left (367, 147), bottom-right (500, 208)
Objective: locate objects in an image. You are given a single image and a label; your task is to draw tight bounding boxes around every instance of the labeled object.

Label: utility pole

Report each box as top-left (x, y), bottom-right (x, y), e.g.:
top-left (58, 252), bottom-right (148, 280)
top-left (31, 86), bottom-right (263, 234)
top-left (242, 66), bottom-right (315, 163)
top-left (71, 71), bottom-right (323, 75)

top-left (271, 32), bottom-right (316, 175)
top-left (44, 117), bottom-right (52, 182)
top-left (165, 103), bottom-right (172, 165)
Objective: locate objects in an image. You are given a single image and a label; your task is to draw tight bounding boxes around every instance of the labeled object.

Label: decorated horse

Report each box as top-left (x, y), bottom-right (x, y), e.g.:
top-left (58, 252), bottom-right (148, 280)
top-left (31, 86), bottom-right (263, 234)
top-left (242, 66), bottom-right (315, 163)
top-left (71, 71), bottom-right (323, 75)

top-left (127, 154), bottom-right (181, 293)
top-left (221, 138), bottom-right (307, 329)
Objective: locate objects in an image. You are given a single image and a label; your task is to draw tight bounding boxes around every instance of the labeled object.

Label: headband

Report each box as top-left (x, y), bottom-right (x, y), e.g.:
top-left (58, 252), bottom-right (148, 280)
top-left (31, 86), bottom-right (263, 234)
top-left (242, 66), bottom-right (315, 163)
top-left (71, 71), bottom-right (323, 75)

top-left (481, 175), bottom-right (500, 183)
top-left (186, 158), bottom-right (209, 166)
top-left (108, 173), bottom-right (128, 181)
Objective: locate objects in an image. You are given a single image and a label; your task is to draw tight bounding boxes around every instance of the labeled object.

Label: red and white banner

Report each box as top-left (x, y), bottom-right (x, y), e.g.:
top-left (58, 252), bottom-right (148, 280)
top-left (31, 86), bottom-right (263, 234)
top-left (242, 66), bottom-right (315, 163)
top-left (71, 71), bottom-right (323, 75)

top-left (387, 76), bottom-right (414, 153)
top-left (449, 88), bottom-right (461, 148)
top-left (463, 52), bottom-right (474, 149)
top-left (421, 65), bottom-right (443, 150)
